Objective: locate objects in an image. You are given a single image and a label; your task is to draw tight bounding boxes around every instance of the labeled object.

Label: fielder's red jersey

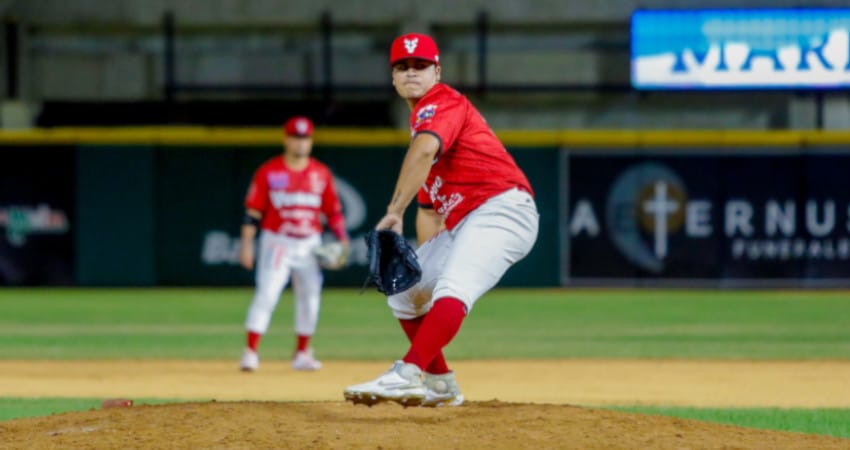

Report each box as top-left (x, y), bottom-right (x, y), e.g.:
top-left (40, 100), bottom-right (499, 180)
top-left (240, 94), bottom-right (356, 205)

top-left (412, 83), bottom-right (533, 230)
top-left (245, 157), bottom-right (347, 240)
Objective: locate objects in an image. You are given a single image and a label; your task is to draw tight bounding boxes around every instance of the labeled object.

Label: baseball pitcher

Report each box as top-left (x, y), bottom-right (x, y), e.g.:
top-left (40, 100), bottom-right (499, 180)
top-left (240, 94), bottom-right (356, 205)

top-left (344, 33), bottom-right (539, 406)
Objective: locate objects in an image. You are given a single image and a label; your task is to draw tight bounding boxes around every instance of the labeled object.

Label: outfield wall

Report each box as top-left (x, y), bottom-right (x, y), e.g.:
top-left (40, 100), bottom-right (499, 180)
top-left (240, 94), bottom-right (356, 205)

top-left (1, 128), bottom-right (849, 287)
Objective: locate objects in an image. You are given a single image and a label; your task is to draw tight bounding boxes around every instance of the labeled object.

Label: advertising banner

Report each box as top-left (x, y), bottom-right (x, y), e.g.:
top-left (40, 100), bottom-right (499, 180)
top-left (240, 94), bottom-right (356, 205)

top-left (565, 151), bottom-right (850, 286)
top-left (631, 8), bottom-right (850, 90)
top-left (0, 147), bottom-right (75, 285)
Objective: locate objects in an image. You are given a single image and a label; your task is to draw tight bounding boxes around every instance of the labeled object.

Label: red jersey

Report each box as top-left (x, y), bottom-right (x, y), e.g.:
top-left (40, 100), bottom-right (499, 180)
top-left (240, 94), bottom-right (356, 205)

top-left (412, 83), bottom-right (533, 230)
top-left (245, 157), bottom-right (347, 240)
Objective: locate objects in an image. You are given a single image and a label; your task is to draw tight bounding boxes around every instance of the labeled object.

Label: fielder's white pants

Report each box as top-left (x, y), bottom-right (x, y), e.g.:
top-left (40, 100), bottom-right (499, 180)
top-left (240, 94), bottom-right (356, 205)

top-left (245, 232), bottom-right (323, 336)
top-left (388, 187), bottom-right (539, 319)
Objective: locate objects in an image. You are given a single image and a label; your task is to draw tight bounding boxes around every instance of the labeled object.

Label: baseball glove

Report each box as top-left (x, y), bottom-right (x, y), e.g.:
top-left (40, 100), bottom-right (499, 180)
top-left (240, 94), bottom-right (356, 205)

top-left (314, 241), bottom-right (350, 270)
top-left (362, 229), bottom-right (422, 296)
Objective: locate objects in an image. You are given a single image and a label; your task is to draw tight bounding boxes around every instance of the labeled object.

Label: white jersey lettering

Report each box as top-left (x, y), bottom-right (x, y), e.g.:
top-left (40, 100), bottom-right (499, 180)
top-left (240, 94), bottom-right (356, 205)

top-left (270, 191), bottom-right (322, 209)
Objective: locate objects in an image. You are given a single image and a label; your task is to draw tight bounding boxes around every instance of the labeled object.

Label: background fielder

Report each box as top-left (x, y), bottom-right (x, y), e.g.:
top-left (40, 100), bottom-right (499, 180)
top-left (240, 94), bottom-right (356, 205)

top-left (239, 116), bottom-right (349, 372)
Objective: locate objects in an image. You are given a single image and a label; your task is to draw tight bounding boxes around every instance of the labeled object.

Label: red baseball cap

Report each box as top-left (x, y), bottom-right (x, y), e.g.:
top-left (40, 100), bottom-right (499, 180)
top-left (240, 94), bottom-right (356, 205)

top-left (389, 33), bottom-right (440, 66)
top-left (283, 116), bottom-right (313, 137)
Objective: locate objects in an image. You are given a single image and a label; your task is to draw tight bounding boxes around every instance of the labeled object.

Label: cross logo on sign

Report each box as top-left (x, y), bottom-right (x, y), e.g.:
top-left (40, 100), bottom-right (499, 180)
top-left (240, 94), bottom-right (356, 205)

top-left (404, 38), bottom-right (419, 53)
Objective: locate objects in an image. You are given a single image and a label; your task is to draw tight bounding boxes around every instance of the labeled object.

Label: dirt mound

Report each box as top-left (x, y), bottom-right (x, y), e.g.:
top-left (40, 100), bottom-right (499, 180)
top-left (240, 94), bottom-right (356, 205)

top-left (2, 401), bottom-right (847, 450)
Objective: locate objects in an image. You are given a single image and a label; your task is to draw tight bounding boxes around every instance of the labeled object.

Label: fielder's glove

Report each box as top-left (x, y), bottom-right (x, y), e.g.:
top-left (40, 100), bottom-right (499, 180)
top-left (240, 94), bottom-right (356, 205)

top-left (314, 241), bottom-right (351, 270)
top-left (362, 229), bottom-right (422, 296)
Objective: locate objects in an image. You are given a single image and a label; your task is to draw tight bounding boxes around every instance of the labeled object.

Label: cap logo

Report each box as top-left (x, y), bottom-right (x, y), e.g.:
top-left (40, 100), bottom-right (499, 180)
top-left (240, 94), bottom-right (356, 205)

top-left (404, 37), bottom-right (419, 54)
top-left (295, 119), bottom-right (309, 135)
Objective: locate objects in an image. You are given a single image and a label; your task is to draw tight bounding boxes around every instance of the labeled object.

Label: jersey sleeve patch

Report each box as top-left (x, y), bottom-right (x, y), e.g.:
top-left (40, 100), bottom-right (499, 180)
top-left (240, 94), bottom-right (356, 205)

top-left (413, 103), bottom-right (438, 129)
top-left (410, 86), bottom-right (463, 152)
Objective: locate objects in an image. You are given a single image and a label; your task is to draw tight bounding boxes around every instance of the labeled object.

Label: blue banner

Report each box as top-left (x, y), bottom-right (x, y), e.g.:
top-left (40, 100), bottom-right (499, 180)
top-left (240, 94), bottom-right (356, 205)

top-left (631, 8), bottom-right (850, 90)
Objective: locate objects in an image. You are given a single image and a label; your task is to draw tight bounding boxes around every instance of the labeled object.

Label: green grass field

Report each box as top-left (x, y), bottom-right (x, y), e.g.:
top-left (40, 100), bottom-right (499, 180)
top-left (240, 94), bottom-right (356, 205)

top-left (1, 287), bottom-right (849, 438)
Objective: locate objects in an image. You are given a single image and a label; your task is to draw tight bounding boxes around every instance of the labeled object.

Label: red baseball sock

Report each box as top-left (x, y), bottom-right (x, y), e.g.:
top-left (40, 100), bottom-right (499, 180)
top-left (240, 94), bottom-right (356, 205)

top-left (246, 331), bottom-right (262, 351)
top-left (398, 316), bottom-right (423, 341)
top-left (402, 297), bottom-right (466, 371)
top-left (296, 335), bottom-right (310, 352)
top-left (399, 317), bottom-right (450, 374)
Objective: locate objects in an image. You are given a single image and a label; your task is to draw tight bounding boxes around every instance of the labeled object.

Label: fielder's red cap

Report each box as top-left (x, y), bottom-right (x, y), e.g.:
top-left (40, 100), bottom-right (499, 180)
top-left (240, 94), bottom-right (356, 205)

top-left (389, 33), bottom-right (440, 66)
top-left (283, 116), bottom-right (313, 137)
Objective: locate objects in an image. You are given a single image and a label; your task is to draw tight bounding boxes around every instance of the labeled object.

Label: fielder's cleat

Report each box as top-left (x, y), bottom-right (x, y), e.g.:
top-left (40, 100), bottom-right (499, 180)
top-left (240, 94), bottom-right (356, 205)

top-left (239, 348), bottom-right (259, 372)
top-left (291, 349), bottom-right (323, 371)
top-left (343, 360), bottom-right (426, 407)
top-left (422, 371), bottom-right (465, 407)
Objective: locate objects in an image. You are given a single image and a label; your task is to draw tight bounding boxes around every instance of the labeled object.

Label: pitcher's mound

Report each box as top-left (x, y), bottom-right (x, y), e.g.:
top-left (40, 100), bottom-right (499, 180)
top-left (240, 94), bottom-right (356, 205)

top-left (2, 400), bottom-right (847, 449)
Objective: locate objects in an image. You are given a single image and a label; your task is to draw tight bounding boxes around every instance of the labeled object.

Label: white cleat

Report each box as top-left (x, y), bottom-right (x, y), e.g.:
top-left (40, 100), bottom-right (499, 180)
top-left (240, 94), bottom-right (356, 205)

top-left (344, 360), bottom-right (426, 407)
top-left (422, 371), bottom-right (464, 407)
top-left (240, 348), bottom-right (259, 372)
top-left (292, 349), bottom-right (323, 371)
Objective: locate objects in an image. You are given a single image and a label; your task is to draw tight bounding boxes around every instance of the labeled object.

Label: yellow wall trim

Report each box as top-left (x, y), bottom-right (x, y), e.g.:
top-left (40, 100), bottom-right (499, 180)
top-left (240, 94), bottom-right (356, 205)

top-left (2, 127), bottom-right (850, 147)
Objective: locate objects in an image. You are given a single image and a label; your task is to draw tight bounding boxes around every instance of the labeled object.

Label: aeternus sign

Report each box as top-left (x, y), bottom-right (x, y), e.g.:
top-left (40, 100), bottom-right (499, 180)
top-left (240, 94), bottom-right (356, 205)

top-left (564, 152), bottom-right (850, 285)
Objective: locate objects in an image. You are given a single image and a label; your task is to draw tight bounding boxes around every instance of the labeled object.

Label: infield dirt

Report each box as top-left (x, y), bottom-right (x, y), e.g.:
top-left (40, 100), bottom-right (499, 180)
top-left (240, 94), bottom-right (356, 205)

top-left (2, 359), bottom-right (850, 449)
